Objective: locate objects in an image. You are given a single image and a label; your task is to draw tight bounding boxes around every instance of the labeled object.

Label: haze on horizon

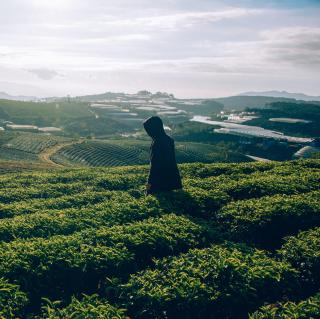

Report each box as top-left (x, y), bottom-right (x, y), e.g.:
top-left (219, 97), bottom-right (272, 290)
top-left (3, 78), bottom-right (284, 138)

top-left (0, 0), bottom-right (319, 99)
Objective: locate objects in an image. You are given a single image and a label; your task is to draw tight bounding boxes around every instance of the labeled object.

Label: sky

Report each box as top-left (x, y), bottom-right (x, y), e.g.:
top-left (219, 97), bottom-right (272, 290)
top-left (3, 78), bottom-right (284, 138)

top-left (0, 0), bottom-right (319, 98)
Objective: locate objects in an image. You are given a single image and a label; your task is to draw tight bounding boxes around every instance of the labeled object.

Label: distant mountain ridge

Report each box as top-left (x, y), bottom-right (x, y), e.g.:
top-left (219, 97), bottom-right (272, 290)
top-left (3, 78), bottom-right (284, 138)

top-left (240, 90), bottom-right (320, 102)
top-left (0, 92), bottom-right (37, 101)
top-left (214, 95), bottom-right (297, 111)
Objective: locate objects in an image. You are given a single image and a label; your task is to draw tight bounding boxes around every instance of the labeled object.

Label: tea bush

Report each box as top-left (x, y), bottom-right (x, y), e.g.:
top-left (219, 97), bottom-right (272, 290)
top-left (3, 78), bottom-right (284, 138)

top-left (249, 293), bottom-right (320, 319)
top-left (124, 243), bottom-right (298, 319)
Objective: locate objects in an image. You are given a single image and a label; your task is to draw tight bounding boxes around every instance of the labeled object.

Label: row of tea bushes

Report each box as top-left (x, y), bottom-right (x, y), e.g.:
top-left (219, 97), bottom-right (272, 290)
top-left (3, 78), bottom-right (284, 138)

top-left (0, 182), bottom-right (88, 204)
top-left (0, 186), bottom-right (227, 241)
top-left (0, 191), bottom-right (110, 219)
top-left (123, 243), bottom-right (298, 319)
top-left (249, 293), bottom-right (320, 319)
top-left (217, 191), bottom-right (320, 248)
top-left (0, 214), bottom-right (209, 308)
top-left (0, 278), bottom-right (28, 319)
top-left (37, 295), bottom-right (126, 319)
top-left (278, 226), bottom-right (320, 291)
top-left (0, 193), bottom-right (163, 241)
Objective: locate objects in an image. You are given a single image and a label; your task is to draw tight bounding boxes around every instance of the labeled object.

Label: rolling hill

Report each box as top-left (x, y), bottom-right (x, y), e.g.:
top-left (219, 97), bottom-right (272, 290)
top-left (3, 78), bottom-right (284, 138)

top-left (51, 139), bottom-right (249, 167)
top-left (240, 90), bottom-right (320, 102)
top-left (214, 95), bottom-right (297, 110)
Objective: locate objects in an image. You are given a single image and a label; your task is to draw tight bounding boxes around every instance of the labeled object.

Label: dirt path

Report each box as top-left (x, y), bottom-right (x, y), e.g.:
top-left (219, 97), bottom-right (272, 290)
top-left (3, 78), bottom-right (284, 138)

top-left (39, 140), bottom-right (83, 167)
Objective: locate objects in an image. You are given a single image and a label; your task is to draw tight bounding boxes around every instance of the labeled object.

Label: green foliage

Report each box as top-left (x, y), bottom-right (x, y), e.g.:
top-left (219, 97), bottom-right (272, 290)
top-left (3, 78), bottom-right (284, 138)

top-left (154, 186), bottom-right (230, 217)
top-left (38, 295), bottom-right (126, 319)
top-left (0, 214), bottom-right (207, 303)
top-left (124, 243), bottom-right (298, 319)
top-left (0, 190), bottom-right (110, 219)
top-left (0, 182), bottom-right (86, 204)
top-left (215, 96), bottom-right (295, 111)
top-left (0, 278), bottom-right (28, 319)
top-left (3, 133), bottom-right (70, 154)
top-left (217, 191), bottom-right (320, 248)
top-left (246, 101), bottom-right (320, 137)
top-left (187, 169), bottom-right (320, 202)
top-left (52, 139), bottom-right (249, 167)
top-left (249, 293), bottom-right (320, 319)
top-left (0, 147), bottom-right (39, 163)
top-left (63, 116), bottom-right (130, 137)
top-left (278, 227), bottom-right (320, 290)
top-left (0, 192), bottom-right (163, 241)
top-left (0, 159), bottom-right (318, 318)
top-left (0, 100), bottom-right (91, 127)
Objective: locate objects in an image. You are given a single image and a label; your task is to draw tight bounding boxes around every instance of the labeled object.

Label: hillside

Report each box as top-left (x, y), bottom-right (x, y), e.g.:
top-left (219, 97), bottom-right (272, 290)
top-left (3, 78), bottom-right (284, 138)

top-left (0, 92), bottom-right (37, 101)
top-left (240, 90), bottom-right (320, 102)
top-left (0, 130), bottom-right (252, 167)
top-left (0, 159), bottom-right (319, 319)
top-left (214, 95), bottom-right (297, 110)
top-left (51, 139), bottom-right (249, 167)
top-left (246, 101), bottom-right (320, 138)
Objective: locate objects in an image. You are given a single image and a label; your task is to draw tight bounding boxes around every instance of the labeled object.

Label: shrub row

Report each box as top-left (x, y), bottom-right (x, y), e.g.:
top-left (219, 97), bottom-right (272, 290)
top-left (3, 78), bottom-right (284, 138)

top-left (0, 278), bottom-right (28, 319)
top-left (37, 295), bottom-right (126, 319)
top-left (1, 162), bottom-right (318, 207)
top-left (180, 159), bottom-right (320, 179)
top-left (0, 182), bottom-right (88, 204)
top-left (217, 191), bottom-right (320, 248)
top-left (0, 193), bottom-right (163, 241)
top-left (152, 186), bottom-right (230, 217)
top-left (0, 186), bottom-right (229, 241)
top-left (178, 161), bottom-right (275, 178)
top-left (0, 171), bottom-right (146, 192)
top-left (278, 227), bottom-right (320, 291)
top-left (0, 190), bottom-right (111, 219)
top-left (1, 159), bottom-right (318, 192)
top-left (123, 243), bottom-right (298, 319)
top-left (249, 293), bottom-right (320, 319)
top-left (0, 170), bottom-right (101, 189)
top-left (191, 172), bottom-right (320, 200)
top-left (0, 214), bottom-right (208, 306)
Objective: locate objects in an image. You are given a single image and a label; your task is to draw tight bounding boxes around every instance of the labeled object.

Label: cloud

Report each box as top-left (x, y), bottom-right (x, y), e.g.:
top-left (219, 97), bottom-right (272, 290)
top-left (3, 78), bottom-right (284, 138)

top-left (262, 27), bottom-right (320, 68)
top-left (103, 8), bottom-right (264, 31)
top-left (27, 68), bottom-right (61, 80)
top-left (77, 34), bottom-right (150, 44)
top-left (0, 1), bottom-right (319, 97)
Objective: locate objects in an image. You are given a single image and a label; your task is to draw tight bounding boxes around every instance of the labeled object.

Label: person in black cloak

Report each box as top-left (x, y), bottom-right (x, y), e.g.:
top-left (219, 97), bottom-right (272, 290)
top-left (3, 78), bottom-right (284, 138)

top-left (143, 116), bottom-right (182, 195)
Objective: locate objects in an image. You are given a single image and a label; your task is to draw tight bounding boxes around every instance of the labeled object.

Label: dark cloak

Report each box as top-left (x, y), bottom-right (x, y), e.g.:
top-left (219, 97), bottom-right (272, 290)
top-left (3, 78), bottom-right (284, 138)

top-left (143, 116), bottom-right (182, 194)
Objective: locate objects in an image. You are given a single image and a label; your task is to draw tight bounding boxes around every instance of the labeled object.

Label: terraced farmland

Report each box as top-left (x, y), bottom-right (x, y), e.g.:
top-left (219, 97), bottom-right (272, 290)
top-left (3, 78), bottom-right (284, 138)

top-left (3, 133), bottom-right (70, 154)
top-left (0, 159), bottom-right (319, 318)
top-left (0, 132), bottom-right (71, 164)
top-left (51, 139), bottom-right (248, 167)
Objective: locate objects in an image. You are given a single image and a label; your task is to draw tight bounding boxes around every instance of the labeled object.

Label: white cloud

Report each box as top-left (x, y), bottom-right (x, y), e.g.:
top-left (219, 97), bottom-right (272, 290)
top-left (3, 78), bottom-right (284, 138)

top-left (27, 68), bottom-right (61, 80)
top-left (0, 1), bottom-right (319, 97)
top-left (76, 34), bottom-right (151, 44)
top-left (262, 27), bottom-right (320, 68)
top-left (103, 8), bottom-right (264, 30)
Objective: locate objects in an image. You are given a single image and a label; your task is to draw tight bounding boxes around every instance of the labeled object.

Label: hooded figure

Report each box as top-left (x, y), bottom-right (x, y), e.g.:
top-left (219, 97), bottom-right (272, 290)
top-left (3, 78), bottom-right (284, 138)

top-left (143, 116), bottom-right (182, 194)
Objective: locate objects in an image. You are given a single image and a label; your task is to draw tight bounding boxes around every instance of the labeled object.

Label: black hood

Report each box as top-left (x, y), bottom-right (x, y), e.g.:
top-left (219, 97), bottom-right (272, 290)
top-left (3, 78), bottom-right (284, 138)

top-left (143, 116), bottom-right (166, 139)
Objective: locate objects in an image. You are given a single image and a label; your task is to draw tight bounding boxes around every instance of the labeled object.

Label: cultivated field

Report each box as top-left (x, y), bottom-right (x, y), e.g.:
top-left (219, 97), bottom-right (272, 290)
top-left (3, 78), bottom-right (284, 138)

top-left (51, 139), bottom-right (248, 167)
top-left (0, 159), bottom-right (319, 318)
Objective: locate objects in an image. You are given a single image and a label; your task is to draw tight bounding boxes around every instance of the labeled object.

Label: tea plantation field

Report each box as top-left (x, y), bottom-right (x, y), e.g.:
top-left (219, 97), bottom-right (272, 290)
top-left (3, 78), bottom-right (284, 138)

top-left (51, 139), bottom-right (248, 167)
top-left (0, 159), bottom-right (319, 319)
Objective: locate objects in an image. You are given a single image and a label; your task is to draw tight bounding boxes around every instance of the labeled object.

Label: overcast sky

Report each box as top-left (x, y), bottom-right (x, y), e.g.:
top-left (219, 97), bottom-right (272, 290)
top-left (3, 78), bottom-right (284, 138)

top-left (0, 0), bottom-right (319, 98)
